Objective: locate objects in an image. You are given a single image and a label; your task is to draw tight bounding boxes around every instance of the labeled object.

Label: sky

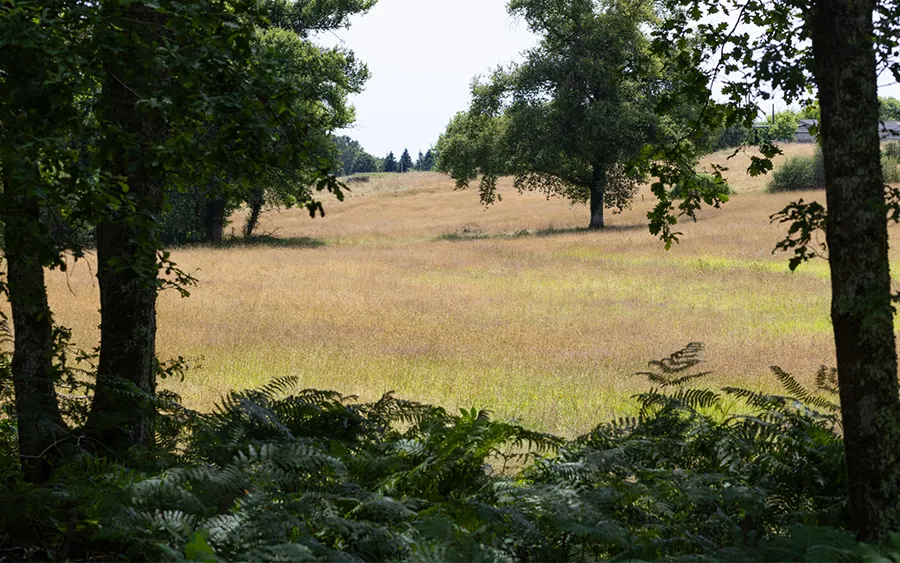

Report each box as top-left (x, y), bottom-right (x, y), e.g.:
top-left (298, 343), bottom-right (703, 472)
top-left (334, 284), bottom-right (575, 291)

top-left (319, 2), bottom-right (900, 157)
top-left (318, 0), bottom-right (537, 157)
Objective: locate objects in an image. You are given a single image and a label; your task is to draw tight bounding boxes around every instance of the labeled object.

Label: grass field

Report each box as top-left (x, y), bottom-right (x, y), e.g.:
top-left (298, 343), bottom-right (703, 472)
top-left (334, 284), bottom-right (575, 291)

top-left (38, 143), bottom-right (898, 436)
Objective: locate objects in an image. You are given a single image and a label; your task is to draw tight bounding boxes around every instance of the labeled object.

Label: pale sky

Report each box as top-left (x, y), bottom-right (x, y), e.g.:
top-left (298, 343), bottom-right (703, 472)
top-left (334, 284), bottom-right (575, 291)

top-left (318, 0), bottom-right (537, 158)
top-left (320, 2), bottom-right (900, 157)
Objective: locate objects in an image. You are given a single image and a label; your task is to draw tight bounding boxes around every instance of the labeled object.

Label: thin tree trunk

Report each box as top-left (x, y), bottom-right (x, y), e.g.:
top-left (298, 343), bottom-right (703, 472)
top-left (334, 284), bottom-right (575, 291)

top-left (86, 2), bottom-right (169, 451)
top-left (244, 188), bottom-right (264, 240)
top-left (588, 165), bottom-right (605, 230)
top-left (810, 0), bottom-right (900, 540)
top-left (1, 166), bottom-right (68, 483)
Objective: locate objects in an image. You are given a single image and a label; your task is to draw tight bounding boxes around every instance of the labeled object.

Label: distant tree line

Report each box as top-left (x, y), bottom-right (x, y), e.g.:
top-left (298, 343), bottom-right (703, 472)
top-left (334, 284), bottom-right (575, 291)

top-left (333, 136), bottom-right (436, 175)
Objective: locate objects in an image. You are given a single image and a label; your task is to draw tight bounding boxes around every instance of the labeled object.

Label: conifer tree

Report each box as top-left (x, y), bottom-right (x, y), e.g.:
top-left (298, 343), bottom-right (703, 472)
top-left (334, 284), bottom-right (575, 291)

top-left (383, 151), bottom-right (397, 173)
top-left (422, 149), bottom-right (436, 171)
top-left (399, 149), bottom-right (414, 173)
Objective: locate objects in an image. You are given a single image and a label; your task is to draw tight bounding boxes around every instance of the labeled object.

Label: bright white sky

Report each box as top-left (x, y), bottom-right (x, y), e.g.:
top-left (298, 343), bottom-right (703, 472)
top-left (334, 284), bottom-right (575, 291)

top-left (318, 0), bottom-right (537, 158)
top-left (320, 2), bottom-right (900, 157)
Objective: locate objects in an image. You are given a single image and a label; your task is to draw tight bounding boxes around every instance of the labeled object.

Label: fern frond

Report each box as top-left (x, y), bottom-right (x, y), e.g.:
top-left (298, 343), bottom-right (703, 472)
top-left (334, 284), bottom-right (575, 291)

top-left (771, 367), bottom-right (840, 413)
top-left (257, 375), bottom-right (299, 400)
top-left (814, 366), bottom-right (839, 396)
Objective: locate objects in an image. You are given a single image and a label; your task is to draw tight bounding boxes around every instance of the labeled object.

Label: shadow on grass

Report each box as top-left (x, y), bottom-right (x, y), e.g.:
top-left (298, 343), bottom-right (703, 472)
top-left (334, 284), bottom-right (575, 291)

top-left (190, 235), bottom-right (328, 249)
top-left (436, 223), bottom-right (647, 242)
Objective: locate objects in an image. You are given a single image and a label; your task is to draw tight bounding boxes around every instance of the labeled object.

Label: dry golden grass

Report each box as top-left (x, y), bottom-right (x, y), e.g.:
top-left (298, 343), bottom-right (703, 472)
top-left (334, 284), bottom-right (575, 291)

top-left (38, 143), bottom-right (900, 436)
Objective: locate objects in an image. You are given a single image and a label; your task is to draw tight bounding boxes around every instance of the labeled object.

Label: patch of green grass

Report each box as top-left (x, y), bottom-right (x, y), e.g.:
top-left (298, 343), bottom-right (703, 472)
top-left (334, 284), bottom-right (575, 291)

top-left (166, 343), bottom-right (642, 436)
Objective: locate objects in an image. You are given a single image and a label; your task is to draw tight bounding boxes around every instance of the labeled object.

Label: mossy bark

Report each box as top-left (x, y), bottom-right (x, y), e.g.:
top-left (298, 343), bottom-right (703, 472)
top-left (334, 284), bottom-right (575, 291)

top-left (1, 166), bottom-right (68, 483)
top-left (86, 2), bottom-right (169, 451)
top-left (810, 0), bottom-right (900, 540)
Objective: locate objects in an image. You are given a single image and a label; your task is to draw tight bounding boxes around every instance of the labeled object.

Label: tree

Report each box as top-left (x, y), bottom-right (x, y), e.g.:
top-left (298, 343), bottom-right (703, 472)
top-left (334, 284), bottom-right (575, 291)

top-left (399, 148), bottom-right (414, 173)
top-left (436, 0), bottom-right (672, 229)
top-left (332, 135), bottom-right (378, 176)
top-left (754, 110), bottom-right (800, 143)
top-left (655, 0), bottom-right (900, 539)
top-left (880, 96), bottom-right (900, 121)
top-left (0, 0), bottom-right (97, 482)
top-left (351, 152), bottom-right (379, 173)
top-left (383, 151), bottom-right (398, 173)
top-left (415, 150), bottom-right (425, 171)
top-left (240, 27), bottom-right (368, 240)
top-left (1, 0), bottom-right (373, 465)
top-left (422, 149), bottom-right (436, 171)
top-left (334, 135), bottom-right (365, 175)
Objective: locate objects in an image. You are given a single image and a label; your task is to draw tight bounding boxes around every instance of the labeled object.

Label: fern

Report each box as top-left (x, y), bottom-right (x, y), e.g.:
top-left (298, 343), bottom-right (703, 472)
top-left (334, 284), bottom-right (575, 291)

top-left (0, 345), bottom-right (875, 562)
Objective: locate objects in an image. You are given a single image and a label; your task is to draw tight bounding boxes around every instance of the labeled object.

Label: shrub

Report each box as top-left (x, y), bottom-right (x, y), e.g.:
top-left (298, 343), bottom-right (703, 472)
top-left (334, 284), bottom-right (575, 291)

top-left (882, 153), bottom-right (900, 183)
top-left (768, 147), bottom-right (825, 192)
top-left (883, 141), bottom-right (900, 160)
top-left (770, 145), bottom-right (900, 191)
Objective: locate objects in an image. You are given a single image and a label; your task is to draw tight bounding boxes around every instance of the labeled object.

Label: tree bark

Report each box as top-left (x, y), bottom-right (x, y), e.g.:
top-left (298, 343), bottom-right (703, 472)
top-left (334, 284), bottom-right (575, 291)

top-left (588, 165), bottom-right (605, 230)
top-left (204, 198), bottom-right (226, 244)
top-left (810, 0), bottom-right (900, 540)
top-left (86, 2), bottom-right (169, 452)
top-left (1, 166), bottom-right (68, 483)
top-left (244, 188), bottom-right (264, 240)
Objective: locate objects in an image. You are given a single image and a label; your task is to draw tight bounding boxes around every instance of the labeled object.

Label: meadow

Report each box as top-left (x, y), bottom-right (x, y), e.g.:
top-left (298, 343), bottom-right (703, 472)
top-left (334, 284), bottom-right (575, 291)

top-left (40, 143), bottom-right (891, 436)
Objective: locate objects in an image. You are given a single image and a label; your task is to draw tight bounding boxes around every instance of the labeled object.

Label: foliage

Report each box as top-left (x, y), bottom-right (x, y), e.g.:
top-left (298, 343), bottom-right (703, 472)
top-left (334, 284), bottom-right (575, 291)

top-left (768, 146), bottom-right (900, 192)
top-left (436, 0), bottom-right (693, 229)
top-left (399, 149), bottom-right (414, 173)
top-left (669, 173), bottom-right (732, 200)
top-left (883, 154), bottom-right (900, 184)
top-left (754, 110), bottom-right (800, 144)
top-left (711, 125), bottom-right (750, 151)
top-left (383, 151), bottom-right (398, 173)
top-left (768, 148), bottom-right (826, 192)
top-left (415, 149), bottom-right (436, 172)
top-left (233, 26), bottom-right (369, 218)
top-left (881, 97), bottom-right (900, 121)
top-left (333, 135), bottom-right (380, 176)
top-left (3, 344), bottom-right (899, 560)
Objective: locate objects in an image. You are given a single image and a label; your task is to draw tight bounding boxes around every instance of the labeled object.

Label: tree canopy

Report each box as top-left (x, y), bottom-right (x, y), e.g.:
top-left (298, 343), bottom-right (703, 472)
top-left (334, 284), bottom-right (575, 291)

top-left (383, 151), bottom-right (398, 173)
top-left (399, 149), bottom-right (414, 173)
top-left (0, 0), bottom-right (375, 478)
top-left (436, 0), bottom-right (690, 229)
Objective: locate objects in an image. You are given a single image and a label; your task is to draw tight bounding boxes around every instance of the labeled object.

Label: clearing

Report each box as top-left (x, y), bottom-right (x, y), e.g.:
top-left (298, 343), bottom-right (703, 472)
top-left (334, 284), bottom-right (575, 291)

top-left (42, 144), bottom-right (892, 436)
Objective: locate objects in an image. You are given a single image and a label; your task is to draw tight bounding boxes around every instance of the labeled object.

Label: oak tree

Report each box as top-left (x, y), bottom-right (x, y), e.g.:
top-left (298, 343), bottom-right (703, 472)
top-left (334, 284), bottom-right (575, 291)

top-left (436, 0), bottom-right (671, 229)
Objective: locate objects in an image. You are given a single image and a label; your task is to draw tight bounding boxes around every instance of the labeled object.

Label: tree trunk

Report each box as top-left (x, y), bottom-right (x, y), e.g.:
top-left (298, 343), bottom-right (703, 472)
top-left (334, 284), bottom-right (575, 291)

top-left (86, 2), bottom-right (169, 452)
top-left (588, 165), bottom-right (605, 230)
top-left (244, 188), bottom-right (264, 240)
top-left (810, 0), bottom-right (900, 540)
top-left (1, 167), bottom-right (68, 483)
top-left (204, 198), bottom-right (226, 244)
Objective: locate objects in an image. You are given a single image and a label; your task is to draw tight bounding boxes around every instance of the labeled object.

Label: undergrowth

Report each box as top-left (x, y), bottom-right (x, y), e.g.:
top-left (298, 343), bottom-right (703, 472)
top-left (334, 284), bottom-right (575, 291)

top-left (769, 143), bottom-right (900, 192)
top-left (1, 343), bottom-right (899, 561)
